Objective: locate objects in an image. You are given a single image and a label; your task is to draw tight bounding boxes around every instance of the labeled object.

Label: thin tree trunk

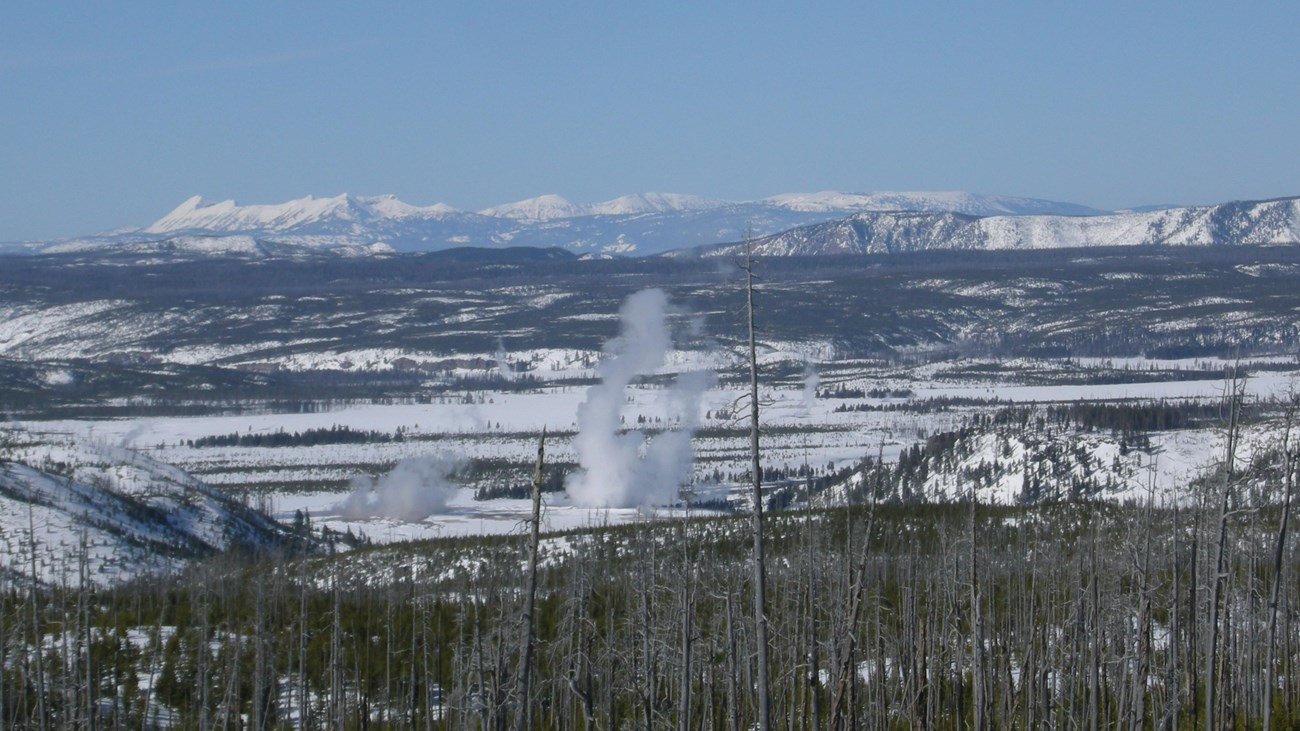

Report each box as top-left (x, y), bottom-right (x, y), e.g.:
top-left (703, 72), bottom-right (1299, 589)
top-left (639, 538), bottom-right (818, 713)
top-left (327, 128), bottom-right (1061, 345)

top-left (28, 504), bottom-right (48, 731)
top-left (828, 498), bottom-right (877, 729)
top-left (679, 523), bottom-right (695, 731)
top-left (78, 532), bottom-right (95, 731)
top-left (744, 234), bottom-right (773, 731)
top-left (970, 479), bottom-right (986, 731)
top-left (298, 581), bottom-right (309, 731)
top-left (332, 555), bottom-right (344, 731)
top-left (1088, 533), bottom-right (1100, 731)
top-left (1206, 372), bottom-right (1244, 731)
top-left (805, 484), bottom-right (821, 731)
top-left (198, 573), bottom-right (211, 731)
top-left (1264, 397), bottom-right (1298, 731)
top-left (726, 591), bottom-right (740, 731)
top-left (511, 429), bottom-right (547, 731)
top-left (1132, 466), bottom-right (1155, 731)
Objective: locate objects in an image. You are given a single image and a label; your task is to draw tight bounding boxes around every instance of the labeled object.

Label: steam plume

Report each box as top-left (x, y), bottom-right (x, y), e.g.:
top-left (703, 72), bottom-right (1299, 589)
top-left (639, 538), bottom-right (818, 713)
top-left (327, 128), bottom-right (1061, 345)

top-left (566, 289), bottom-right (712, 507)
top-left (338, 454), bottom-right (463, 522)
top-left (495, 338), bottom-right (516, 381)
top-left (802, 362), bottom-right (820, 412)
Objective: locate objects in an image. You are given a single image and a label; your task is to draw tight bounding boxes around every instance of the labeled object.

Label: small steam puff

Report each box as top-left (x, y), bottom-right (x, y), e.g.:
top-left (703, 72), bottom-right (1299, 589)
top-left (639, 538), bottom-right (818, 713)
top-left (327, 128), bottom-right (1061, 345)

top-left (801, 362), bottom-right (819, 412)
top-left (566, 288), bottom-right (712, 508)
top-left (338, 455), bottom-right (463, 522)
top-left (495, 337), bottom-right (516, 382)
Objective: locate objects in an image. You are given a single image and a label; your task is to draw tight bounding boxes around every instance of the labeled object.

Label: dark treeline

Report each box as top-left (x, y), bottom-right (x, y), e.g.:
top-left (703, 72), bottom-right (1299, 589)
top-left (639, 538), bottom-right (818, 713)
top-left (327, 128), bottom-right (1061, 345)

top-left (817, 384), bottom-right (915, 399)
top-left (979, 400), bottom-right (1261, 438)
top-left (834, 395), bottom-right (1002, 414)
top-left (1043, 400), bottom-right (1224, 434)
top-left (188, 424), bottom-right (401, 449)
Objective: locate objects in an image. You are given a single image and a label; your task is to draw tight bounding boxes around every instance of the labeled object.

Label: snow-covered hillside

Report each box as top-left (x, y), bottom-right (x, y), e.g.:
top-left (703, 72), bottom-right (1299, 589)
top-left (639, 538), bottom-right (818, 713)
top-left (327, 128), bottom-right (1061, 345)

top-left (825, 412), bottom-right (1279, 509)
top-left (760, 190), bottom-right (1102, 216)
top-left (0, 431), bottom-right (298, 586)
top-left (702, 197), bottom-right (1300, 256)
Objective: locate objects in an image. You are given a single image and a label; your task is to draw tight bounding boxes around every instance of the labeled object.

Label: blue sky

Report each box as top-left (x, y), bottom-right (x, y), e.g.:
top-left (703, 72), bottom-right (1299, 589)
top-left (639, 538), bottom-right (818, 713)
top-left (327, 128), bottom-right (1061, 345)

top-left (3, 2), bottom-right (1298, 240)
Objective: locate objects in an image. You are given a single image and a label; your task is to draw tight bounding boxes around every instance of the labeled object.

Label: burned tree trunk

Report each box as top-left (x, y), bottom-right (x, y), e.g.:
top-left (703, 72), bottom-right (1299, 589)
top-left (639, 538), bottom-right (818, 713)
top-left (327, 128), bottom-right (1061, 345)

top-left (511, 429), bottom-right (547, 731)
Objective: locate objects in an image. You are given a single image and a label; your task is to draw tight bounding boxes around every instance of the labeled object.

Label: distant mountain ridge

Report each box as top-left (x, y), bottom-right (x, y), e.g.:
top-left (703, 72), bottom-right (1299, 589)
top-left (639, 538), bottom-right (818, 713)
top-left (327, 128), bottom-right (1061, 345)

top-left (757, 190), bottom-right (1102, 216)
top-left (8, 190), bottom-right (1110, 258)
top-left (11, 190), bottom-right (1300, 259)
top-left (691, 196), bottom-right (1300, 257)
top-left (147, 193), bottom-right (463, 234)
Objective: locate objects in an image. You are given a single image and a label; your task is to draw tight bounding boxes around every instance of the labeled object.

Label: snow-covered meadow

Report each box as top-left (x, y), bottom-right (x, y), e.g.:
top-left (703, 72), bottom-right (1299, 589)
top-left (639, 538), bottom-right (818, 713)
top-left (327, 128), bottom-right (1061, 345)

top-left (9, 347), bottom-right (1296, 550)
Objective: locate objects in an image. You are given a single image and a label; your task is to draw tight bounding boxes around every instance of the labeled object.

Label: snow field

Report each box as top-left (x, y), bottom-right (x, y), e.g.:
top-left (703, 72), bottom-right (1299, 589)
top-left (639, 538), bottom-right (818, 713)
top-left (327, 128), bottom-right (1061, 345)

top-left (9, 354), bottom-right (1296, 550)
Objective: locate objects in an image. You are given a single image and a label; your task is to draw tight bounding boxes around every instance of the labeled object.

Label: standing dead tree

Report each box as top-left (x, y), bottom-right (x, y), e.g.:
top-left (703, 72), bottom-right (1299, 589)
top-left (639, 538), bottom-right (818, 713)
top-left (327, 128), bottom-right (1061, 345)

top-left (1205, 370), bottom-right (1245, 731)
top-left (1264, 394), bottom-right (1299, 730)
top-left (969, 478), bottom-right (987, 731)
top-left (511, 428), bottom-right (546, 731)
top-left (742, 233), bottom-right (773, 731)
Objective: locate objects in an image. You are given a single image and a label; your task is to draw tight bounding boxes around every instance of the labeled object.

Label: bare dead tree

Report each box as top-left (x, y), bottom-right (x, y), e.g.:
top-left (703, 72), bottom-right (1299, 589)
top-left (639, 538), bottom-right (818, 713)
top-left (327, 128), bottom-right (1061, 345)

top-left (828, 491), bottom-right (878, 729)
top-left (969, 478), bottom-right (987, 731)
top-left (27, 504), bottom-right (48, 731)
top-left (742, 232), bottom-right (773, 731)
top-left (725, 590), bottom-right (741, 731)
top-left (511, 428), bottom-right (546, 731)
top-left (804, 477), bottom-right (822, 731)
top-left (1206, 370), bottom-right (1245, 731)
top-left (1130, 455), bottom-right (1157, 731)
top-left (677, 520), bottom-right (696, 731)
top-left (1265, 394), bottom-right (1299, 730)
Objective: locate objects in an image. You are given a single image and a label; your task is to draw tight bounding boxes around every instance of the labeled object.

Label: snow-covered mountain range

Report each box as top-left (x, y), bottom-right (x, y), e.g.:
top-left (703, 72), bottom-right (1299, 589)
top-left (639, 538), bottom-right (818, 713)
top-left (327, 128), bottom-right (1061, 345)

top-left (8, 190), bottom-right (1298, 259)
top-left (7, 190), bottom-right (1108, 258)
top-left (694, 196), bottom-right (1300, 257)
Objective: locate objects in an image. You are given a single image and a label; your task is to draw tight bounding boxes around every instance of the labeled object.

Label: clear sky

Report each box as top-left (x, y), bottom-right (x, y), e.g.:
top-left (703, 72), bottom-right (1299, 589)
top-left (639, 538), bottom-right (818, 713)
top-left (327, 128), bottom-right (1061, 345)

top-left (3, 1), bottom-right (1299, 240)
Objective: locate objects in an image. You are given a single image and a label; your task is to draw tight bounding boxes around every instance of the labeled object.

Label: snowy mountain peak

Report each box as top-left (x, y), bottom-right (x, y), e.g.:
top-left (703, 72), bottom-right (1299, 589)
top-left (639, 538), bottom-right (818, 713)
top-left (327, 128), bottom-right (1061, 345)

top-left (147, 192), bottom-right (356, 234)
top-left (479, 194), bottom-right (583, 220)
top-left (144, 193), bottom-right (465, 236)
top-left (588, 192), bottom-right (726, 216)
top-left (478, 192), bottom-right (728, 219)
top-left (172, 194), bottom-right (208, 212)
top-left (356, 195), bottom-right (461, 218)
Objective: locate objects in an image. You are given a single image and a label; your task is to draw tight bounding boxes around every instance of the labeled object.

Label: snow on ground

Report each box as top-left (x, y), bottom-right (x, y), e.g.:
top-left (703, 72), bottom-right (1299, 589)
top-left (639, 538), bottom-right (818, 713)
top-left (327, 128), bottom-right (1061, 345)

top-left (272, 488), bottom-right (660, 543)
top-left (9, 356), bottom-right (1298, 548)
top-left (0, 300), bottom-right (132, 357)
top-left (8, 378), bottom-right (931, 544)
top-left (0, 430), bottom-right (292, 586)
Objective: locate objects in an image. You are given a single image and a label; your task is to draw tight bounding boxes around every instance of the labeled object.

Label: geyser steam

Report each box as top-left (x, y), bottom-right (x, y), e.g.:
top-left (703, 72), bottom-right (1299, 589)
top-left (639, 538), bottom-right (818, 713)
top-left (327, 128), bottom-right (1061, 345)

top-left (495, 337), bottom-right (516, 382)
top-left (801, 362), bottom-right (819, 412)
top-left (338, 454), bottom-right (463, 522)
top-left (566, 288), bottom-right (711, 508)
